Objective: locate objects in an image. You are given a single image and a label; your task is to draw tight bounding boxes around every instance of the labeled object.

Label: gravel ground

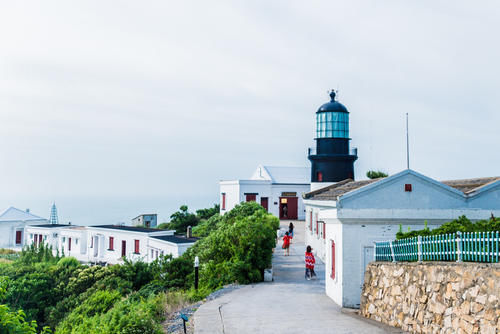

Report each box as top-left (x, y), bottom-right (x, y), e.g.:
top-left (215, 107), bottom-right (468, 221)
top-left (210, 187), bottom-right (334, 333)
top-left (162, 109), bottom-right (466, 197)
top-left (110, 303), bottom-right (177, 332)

top-left (164, 284), bottom-right (241, 334)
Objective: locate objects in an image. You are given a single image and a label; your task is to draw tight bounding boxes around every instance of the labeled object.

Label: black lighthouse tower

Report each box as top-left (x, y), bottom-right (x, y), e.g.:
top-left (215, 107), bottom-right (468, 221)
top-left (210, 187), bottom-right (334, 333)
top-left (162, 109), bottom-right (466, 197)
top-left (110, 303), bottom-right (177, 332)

top-left (308, 91), bottom-right (358, 183)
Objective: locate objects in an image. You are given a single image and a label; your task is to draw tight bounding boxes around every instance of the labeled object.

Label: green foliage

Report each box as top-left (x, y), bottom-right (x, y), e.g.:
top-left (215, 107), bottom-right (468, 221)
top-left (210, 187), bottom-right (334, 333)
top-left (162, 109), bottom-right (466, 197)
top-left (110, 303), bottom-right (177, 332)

top-left (396, 215), bottom-right (500, 239)
top-left (366, 170), bottom-right (388, 179)
top-left (185, 202), bottom-right (279, 289)
top-left (192, 214), bottom-right (221, 237)
top-left (0, 276), bottom-right (51, 334)
top-left (56, 290), bottom-right (164, 334)
top-left (159, 205), bottom-right (200, 234)
top-left (196, 204), bottom-right (220, 220)
top-left (18, 244), bottom-right (60, 266)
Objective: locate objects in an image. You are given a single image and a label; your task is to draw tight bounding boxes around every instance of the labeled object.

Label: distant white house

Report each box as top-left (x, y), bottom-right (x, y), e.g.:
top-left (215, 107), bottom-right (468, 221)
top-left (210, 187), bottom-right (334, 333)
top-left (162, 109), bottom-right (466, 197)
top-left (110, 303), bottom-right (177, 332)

top-left (303, 169), bottom-right (500, 308)
top-left (0, 207), bottom-right (48, 250)
top-left (220, 165), bottom-right (310, 220)
top-left (132, 214), bottom-right (158, 228)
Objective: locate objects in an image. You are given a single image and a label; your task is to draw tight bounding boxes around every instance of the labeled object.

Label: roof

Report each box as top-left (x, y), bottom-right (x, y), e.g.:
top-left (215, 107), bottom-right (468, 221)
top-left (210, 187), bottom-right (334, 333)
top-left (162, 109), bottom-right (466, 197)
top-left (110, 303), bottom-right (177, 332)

top-left (90, 225), bottom-right (161, 233)
top-left (29, 224), bottom-right (71, 228)
top-left (151, 235), bottom-right (199, 244)
top-left (441, 177), bottom-right (500, 194)
top-left (304, 174), bottom-right (500, 201)
top-left (304, 179), bottom-right (379, 200)
top-left (0, 207), bottom-right (47, 222)
top-left (317, 91), bottom-right (348, 113)
top-left (251, 165), bottom-right (310, 184)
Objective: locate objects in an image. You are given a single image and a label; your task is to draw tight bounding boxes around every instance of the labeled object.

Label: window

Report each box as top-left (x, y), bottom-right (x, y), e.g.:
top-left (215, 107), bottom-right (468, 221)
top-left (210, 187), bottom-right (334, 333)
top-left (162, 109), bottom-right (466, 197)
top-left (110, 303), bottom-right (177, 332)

top-left (134, 240), bottom-right (140, 254)
top-left (222, 193), bottom-right (226, 210)
top-left (90, 236), bottom-right (93, 248)
top-left (405, 184), bottom-right (412, 192)
top-left (323, 222), bottom-right (326, 240)
top-left (68, 238), bottom-right (72, 251)
top-left (75, 238), bottom-right (78, 245)
top-left (109, 237), bottom-right (114, 250)
top-left (245, 194), bottom-right (256, 202)
top-left (316, 111), bottom-right (349, 139)
top-left (15, 231), bottom-right (22, 245)
top-left (151, 249), bottom-right (154, 258)
top-left (317, 171), bottom-right (323, 182)
top-left (331, 240), bottom-right (336, 279)
top-left (121, 240), bottom-right (126, 257)
top-left (316, 219), bottom-right (319, 236)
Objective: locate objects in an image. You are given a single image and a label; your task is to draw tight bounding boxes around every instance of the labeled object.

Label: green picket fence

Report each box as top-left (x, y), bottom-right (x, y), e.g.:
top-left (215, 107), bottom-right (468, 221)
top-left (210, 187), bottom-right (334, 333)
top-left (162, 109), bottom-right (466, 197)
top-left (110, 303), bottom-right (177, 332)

top-left (374, 231), bottom-right (500, 263)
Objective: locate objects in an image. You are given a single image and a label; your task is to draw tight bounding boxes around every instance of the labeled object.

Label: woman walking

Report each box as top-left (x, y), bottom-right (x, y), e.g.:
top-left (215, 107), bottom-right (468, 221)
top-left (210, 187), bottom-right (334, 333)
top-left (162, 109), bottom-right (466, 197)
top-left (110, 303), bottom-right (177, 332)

top-left (282, 232), bottom-right (291, 256)
top-left (305, 245), bottom-right (316, 280)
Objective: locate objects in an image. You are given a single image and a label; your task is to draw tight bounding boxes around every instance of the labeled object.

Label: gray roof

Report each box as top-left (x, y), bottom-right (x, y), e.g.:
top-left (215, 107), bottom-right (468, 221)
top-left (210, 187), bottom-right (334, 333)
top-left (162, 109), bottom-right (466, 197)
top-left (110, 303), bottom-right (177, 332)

top-left (151, 235), bottom-right (199, 244)
top-left (0, 207), bottom-right (47, 222)
top-left (90, 225), bottom-right (160, 233)
top-left (304, 176), bottom-right (500, 201)
top-left (29, 224), bottom-right (71, 228)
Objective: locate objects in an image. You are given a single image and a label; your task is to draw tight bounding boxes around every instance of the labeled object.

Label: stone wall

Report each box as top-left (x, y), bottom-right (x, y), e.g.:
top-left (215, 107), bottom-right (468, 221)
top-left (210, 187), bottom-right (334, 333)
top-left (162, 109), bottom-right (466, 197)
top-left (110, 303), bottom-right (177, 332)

top-left (361, 262), bottom-right (500, 334)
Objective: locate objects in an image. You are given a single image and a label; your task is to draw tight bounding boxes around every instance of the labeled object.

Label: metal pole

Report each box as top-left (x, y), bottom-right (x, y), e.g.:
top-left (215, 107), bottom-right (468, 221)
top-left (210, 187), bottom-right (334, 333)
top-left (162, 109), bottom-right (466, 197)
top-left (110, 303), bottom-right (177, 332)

top-left (194, 256), bottom-right (199, 290)
top-left (406, 113), bottom-right (410, 169)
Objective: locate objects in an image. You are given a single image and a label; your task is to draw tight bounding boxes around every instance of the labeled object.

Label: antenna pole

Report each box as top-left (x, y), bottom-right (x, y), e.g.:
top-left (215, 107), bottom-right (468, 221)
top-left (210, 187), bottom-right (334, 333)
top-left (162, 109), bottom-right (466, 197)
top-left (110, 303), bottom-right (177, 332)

top-left (406, 113), bottom-right (410, 169)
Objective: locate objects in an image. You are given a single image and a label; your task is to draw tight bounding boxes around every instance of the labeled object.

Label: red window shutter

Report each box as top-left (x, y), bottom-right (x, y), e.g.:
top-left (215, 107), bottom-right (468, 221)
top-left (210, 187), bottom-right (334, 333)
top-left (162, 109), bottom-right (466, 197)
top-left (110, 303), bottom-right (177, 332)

top-left (134, 240), bottom-right (140, 254)
top-left (331, 241), bottom-right (336, 279)
top-left (122, 240), bottom-right (126, 257)
top-left (405, 184), bottom-right (412, 192)
top-left (323, 223), bottom-right (326, 240)
top-left (316, 216), bottom-right (319, 235)
top-left (109, 237), bottom-right (114, 250)
top-left (90, 237), bottom-right (93, 248)
top-left (317, 172), bottom-right (323, 182)
top-left (15, 231), bottom-right (22, 245)
top-left (245, 194), bottom-right (256, 202)
top-left (33, 234), bottom-right (37, 245)
top-left (68, 238), bottom-right (72, 251)
top-left (222, 193), bottom-right (226, 210)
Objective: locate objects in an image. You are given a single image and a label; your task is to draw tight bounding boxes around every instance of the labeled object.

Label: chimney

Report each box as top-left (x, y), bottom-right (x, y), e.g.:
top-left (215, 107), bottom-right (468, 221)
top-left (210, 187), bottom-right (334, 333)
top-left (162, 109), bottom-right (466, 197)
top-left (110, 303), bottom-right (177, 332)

top-left (186, 226), bottom-right (192, 238)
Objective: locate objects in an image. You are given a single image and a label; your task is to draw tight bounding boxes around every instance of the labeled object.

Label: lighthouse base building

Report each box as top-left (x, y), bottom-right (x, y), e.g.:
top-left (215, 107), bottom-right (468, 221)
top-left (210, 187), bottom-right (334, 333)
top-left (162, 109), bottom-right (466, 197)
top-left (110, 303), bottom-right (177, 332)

top-left (220, 165), bottom-right (310, 220)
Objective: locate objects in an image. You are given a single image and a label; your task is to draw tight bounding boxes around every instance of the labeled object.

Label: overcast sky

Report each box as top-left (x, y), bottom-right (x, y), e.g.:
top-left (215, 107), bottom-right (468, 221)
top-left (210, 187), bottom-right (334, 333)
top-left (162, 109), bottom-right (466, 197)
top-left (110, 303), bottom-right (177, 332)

top-left (1, 1), bottom-right (499, 224)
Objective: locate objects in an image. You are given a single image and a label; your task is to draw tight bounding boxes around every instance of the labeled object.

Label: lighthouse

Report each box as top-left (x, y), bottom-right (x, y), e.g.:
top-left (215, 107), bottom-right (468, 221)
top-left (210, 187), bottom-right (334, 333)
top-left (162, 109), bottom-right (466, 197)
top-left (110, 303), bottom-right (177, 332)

top-left (308, 91), bottom-right (358, 190)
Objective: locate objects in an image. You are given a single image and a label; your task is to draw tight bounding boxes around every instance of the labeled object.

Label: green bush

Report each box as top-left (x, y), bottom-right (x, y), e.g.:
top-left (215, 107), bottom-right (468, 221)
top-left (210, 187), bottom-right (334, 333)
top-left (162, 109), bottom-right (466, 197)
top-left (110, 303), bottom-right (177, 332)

top-left (396, 215), bottom-right (500, 239)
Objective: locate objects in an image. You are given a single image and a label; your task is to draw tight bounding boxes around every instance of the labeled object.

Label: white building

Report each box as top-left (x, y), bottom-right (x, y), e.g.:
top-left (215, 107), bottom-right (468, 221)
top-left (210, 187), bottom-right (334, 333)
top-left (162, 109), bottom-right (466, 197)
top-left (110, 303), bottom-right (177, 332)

top-left (220, 165), bottom-right (310, 220)
top-left (0, 207), bottom-right (48, 250)
top-left (303, 170), bottom-right (500, 308)
top-left (25, 223), bottom-right (198, 264)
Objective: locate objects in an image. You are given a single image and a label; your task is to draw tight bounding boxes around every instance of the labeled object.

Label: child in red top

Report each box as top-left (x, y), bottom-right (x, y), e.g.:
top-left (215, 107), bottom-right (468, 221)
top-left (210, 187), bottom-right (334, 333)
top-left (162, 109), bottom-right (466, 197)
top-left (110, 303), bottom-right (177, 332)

top-left (305, 245), bottom-right (316, 280)
top-left (282, 232), bottom-right (291, 256)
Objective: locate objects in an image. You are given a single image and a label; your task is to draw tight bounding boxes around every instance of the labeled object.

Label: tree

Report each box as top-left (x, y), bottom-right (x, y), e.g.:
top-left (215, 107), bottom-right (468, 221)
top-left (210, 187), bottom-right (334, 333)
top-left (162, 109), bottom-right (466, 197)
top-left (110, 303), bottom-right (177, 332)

top-left (159, 206), bottom-right (200, 234)
top-left (366, 170), bottom-right (388, 179)
top-left (196, 204), bottom-right (220, 220)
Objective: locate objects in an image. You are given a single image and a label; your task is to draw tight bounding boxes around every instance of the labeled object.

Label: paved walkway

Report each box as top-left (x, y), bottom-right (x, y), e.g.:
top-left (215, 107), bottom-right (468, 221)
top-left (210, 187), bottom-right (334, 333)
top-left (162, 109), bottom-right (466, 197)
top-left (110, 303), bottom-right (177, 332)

top-left (194, 221), bottom-right (390, 334)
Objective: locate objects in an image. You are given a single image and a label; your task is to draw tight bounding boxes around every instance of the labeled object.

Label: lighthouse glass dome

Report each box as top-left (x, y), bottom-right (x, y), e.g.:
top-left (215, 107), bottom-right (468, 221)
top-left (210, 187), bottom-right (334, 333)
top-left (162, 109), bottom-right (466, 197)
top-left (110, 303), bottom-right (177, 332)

top-left (316, 111), bottom-right (349, 138)
top-left (315, 91), bottom-right (350, 139)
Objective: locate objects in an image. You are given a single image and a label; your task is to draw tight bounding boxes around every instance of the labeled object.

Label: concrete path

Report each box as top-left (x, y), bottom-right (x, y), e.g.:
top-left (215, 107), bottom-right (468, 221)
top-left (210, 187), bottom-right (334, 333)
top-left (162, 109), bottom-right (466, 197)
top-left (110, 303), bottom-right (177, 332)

top-left (194, 221), bottom-right (390, 334)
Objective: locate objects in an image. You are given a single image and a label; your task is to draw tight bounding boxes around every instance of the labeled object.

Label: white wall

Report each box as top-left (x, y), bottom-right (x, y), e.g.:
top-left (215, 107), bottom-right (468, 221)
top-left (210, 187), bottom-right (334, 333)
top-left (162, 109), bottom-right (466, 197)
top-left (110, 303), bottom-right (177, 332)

top-left (60, 228), bottom-right (88, 262)
top-left (220, 181), bottom-right (241, 214)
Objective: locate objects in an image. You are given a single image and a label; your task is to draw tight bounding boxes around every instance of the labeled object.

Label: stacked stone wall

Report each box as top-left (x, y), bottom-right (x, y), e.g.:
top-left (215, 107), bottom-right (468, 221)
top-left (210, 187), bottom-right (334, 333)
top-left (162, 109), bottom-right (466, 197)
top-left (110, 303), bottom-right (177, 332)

top-left (361, 262), bottom-right (500, 333)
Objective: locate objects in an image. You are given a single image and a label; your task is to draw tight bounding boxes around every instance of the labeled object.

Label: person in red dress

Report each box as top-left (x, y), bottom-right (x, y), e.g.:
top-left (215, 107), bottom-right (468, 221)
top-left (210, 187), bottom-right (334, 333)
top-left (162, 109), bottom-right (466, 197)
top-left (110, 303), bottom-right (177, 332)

top-left (282, 232), bottom-right (291, 256)
top-left (305, 245), bottom-right (316, 280)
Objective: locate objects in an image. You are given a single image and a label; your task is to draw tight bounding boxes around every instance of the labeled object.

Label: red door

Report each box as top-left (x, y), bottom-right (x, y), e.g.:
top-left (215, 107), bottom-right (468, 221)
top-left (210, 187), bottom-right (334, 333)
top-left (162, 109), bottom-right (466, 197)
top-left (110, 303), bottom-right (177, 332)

top-left (245, 194), bottom-right (256, 202)
top-left (68, 238), bottom-right (72, 251)
top-left (15, 231), bottom-right (22, 245)
top-left (260, 197), bottom-right (268, 211)
top-left (122, 240), bottom-right (126, 257)
top-left (279, 197), bottom-right (298, 219)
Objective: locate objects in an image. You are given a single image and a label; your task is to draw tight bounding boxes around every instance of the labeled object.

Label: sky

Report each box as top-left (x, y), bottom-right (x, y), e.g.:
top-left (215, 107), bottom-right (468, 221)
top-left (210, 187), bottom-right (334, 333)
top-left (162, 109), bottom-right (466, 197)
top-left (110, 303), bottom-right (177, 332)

top-left (1, 1), bottom-right (499, 224)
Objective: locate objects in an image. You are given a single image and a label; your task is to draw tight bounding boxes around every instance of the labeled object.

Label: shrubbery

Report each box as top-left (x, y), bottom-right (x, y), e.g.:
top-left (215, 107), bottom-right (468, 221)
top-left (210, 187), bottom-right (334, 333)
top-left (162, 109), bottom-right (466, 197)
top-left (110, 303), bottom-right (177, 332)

top-left (396, 215), bottom-right (500, 239)
top-left (0, 202), bottom-right (278, 333)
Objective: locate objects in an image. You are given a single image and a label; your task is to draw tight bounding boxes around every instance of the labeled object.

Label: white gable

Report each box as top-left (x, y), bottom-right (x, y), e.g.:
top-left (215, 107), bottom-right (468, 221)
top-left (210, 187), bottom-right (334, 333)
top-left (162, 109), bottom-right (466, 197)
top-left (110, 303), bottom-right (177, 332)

top-left (0, 207), bottom-right (47, 222)
top-left (338, 170), bottom-right (466, 210)
top-left (250, 165), bottom-right (310, 184)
